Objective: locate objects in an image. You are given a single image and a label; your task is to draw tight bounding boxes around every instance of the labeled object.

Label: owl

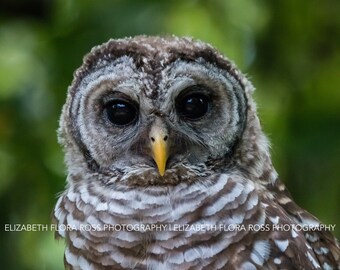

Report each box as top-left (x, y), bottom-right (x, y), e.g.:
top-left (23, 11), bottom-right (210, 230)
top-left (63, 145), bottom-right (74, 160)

top-left (53, 36), bottom-right (340, 270)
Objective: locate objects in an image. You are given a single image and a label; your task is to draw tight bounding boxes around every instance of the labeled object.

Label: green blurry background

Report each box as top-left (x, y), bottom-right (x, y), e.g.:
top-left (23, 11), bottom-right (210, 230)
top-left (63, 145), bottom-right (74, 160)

top-left (0, 0), bottom-right (339, 269)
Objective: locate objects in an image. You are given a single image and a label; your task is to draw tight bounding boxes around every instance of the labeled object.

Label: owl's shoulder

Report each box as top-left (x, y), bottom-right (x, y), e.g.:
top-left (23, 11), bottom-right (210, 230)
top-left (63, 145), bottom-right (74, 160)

top-left (259, 179), bottom-right (340, 268)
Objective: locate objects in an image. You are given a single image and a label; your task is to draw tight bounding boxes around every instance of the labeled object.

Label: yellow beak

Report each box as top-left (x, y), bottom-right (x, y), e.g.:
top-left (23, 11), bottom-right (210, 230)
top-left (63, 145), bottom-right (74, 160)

top-left (149, 122), bottom-right (169, 176)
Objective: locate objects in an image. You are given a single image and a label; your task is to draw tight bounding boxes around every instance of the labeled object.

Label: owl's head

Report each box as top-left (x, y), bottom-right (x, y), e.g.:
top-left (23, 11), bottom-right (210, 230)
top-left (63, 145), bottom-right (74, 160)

top-left (59, 36), bottom-right (269, 186)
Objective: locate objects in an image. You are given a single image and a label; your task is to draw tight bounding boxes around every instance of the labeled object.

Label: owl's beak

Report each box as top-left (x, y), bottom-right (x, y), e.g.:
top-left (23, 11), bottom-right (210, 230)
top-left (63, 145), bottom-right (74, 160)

top-left (149, 123), bottom-right (169, 176)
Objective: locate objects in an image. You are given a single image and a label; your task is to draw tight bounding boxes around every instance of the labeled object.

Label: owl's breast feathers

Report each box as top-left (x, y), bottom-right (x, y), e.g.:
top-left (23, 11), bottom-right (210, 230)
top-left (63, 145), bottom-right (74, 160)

top-left (53, 173), bottom-right (340, 269)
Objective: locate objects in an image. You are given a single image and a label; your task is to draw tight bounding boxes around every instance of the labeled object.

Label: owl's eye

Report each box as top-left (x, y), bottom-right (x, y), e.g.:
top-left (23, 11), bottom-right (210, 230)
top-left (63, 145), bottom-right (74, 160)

top-left (176, 93), bottom-right (210, 120)
top-left (105, 100), bottom-right (138, 126)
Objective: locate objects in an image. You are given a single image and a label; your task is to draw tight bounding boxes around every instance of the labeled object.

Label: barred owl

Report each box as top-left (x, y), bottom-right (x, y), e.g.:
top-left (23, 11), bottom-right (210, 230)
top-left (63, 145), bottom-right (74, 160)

top-left (53, 36), bottom-right (340, 269)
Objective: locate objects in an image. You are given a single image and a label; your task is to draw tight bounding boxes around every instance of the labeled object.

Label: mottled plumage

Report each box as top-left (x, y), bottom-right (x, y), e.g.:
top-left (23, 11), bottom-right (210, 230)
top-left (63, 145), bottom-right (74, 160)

top-left (53, 36), bottom-right (340, 269)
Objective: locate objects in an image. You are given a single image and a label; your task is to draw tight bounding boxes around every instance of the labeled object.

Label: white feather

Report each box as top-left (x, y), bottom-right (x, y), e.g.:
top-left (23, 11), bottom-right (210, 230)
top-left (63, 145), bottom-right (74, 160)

top-left (275, 239), bottom-right (289, 252)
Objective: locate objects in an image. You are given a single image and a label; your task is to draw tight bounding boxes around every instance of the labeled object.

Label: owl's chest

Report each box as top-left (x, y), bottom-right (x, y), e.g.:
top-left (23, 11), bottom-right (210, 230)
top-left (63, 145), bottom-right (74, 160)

top-left (86, 196), bottom-right (257, 269)
top-left (61, 175), bottom-right (261, 268)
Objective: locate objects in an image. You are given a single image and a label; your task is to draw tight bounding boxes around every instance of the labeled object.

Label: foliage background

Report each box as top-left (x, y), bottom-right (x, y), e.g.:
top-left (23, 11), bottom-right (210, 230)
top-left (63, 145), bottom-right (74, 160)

top-left (0, 0), bottom-right (339, 269)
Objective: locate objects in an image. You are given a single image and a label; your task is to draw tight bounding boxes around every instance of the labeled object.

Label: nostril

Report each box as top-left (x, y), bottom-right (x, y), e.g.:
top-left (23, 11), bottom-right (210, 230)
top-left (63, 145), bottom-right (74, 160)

top-left (150, 137), bottom-right (155, 142)
top-left (163, 135), bottom-right (168, 141)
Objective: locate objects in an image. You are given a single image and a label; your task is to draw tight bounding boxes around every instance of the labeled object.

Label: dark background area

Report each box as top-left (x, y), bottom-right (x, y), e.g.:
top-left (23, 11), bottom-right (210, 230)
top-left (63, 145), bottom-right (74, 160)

top-left (0, 0), bottom-right (339, 269)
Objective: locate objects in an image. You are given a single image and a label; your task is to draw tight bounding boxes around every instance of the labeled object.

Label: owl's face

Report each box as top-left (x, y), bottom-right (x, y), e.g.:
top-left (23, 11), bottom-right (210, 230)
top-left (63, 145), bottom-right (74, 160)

top-left (61, 37), bottom-right (248, 185)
